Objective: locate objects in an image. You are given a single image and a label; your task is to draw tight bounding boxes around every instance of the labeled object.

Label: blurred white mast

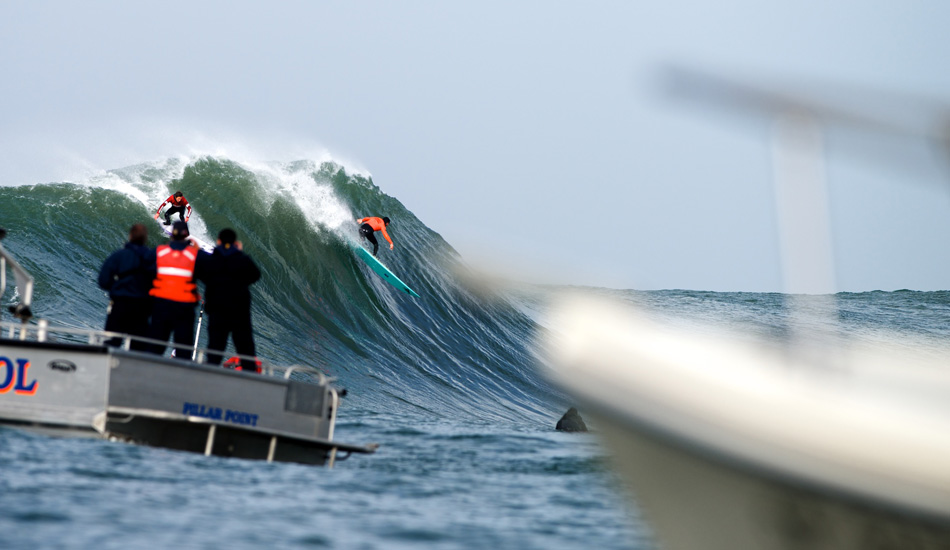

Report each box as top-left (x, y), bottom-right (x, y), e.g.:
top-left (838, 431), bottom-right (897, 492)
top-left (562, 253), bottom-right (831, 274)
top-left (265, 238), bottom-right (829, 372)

top-left (770, 113), bottom-right (835, 295)
top-left (662, 65), bottom-right (950, 341)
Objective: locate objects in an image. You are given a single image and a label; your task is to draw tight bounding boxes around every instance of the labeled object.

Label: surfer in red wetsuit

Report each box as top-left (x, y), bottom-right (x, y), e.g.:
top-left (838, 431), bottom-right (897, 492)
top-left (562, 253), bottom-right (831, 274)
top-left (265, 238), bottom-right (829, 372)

top-left (155, 191), bottom-right (192, 226)
top-left (356, 216), bottom-right (393, 256)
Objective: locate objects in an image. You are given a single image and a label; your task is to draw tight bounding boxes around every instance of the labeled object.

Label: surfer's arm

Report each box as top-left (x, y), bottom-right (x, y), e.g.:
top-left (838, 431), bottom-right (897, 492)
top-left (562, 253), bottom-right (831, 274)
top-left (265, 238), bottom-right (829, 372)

top-left (155, 199), bottom-right (168, 217)
top-left (381, 227), bottom-right (394, 249)
top-left (185, 204), bottom-right (192, 221)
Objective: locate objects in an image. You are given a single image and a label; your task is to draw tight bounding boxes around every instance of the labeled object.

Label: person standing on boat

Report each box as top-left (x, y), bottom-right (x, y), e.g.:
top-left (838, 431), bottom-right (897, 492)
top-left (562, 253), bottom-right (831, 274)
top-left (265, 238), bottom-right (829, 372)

top-left (98, 223), bottom-right (156, 351)
top-left (356, 216), bottom-right (393, 256)
top-left (197, 228), bottom-right (262, 372)
top-left (147, 221), bottom-right (207, 359)
top-left (155, 191), bottom-right (192, 226)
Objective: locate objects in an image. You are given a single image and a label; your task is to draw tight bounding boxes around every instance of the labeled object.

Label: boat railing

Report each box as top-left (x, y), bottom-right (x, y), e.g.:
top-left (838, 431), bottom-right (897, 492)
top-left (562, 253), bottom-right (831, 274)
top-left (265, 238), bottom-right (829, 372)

top-left (0, 319), bottom-right (331, 384)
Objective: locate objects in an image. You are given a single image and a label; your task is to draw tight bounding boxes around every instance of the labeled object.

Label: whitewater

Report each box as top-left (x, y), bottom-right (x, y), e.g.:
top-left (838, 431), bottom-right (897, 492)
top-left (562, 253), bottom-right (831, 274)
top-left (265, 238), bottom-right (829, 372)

top-left (2, 154), bottom-right (949, 550)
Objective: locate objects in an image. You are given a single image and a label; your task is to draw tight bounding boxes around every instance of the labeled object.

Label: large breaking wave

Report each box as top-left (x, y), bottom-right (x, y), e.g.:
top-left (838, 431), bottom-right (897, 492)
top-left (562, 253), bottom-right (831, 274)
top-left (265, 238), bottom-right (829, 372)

top-left (1, 155), bottom-right (558, 425)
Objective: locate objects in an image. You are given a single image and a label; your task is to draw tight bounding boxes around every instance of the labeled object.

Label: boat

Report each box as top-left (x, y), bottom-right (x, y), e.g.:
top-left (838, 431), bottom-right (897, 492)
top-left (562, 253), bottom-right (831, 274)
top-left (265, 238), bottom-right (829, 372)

top-left (544, 295), bottom-right (950, 550)
top-left (541, 68), bottom-right (950, 548)
top-left (0, 236), bottom-right (377, 466)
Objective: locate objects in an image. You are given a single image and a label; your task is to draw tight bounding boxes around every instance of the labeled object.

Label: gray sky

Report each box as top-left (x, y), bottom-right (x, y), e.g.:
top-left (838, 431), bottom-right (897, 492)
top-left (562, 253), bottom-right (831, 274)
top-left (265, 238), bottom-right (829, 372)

top-left (2, 1), bottom-right (949, 292)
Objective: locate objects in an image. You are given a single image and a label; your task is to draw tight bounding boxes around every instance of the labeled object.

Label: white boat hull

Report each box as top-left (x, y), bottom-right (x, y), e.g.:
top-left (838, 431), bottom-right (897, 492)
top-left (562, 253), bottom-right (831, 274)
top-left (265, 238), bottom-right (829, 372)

top-left (544, 295), bottom-right (950, 549)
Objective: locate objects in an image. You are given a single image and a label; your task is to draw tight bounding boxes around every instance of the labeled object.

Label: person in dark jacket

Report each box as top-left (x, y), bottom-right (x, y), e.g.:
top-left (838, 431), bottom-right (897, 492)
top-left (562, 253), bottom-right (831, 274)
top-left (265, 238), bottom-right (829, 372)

top-left (197, 228), bottom-right (261, 371)
top-left (98, 223), bottom-right (156, 350)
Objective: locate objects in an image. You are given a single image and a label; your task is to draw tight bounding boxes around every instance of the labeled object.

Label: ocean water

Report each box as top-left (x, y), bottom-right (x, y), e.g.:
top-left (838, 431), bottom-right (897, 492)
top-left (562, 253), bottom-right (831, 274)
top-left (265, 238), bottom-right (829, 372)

top-left (2, 156), bottom-right (949, 550)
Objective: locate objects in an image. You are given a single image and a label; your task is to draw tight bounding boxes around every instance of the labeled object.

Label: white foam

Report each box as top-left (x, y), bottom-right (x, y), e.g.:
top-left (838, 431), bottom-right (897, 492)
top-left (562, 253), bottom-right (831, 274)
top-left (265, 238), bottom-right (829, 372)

top-left (46, 150), bottom-right (362, 245)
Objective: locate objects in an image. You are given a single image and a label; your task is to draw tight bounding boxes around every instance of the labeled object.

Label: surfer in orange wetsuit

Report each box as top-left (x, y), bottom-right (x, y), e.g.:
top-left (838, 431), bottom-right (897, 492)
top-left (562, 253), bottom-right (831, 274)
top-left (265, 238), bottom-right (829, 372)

top-left (155, 191), bottom-right (192, 226)
top-left (356, 216), bottom-right (393, 256)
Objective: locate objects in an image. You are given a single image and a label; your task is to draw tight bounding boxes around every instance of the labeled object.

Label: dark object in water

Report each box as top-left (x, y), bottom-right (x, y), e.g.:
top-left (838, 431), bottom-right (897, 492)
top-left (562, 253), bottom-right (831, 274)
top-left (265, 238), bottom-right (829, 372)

top-left (556, 407), bottom-right (588, 432)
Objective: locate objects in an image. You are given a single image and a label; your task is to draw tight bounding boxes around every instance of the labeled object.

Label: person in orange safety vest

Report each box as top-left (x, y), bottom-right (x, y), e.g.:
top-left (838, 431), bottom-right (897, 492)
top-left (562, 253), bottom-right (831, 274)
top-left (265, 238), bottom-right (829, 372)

top-left (155, 191), bottom-right (192, 226)
top-left (356, 216), bottom-right (393, 256)
top-left (146, 221), bottom-right (208, 359)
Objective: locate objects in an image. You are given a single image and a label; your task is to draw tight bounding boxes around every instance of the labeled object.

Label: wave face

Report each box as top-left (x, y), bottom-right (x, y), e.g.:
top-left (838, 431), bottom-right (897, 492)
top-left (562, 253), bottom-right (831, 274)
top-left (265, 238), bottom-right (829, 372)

top-left (1, 156), bottom-right (555, 424)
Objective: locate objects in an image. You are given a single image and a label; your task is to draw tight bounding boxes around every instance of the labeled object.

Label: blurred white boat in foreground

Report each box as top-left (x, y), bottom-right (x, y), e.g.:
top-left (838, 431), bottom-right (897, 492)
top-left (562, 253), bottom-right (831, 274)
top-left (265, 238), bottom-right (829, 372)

top-left (543, 294), bottom-right (950, 550)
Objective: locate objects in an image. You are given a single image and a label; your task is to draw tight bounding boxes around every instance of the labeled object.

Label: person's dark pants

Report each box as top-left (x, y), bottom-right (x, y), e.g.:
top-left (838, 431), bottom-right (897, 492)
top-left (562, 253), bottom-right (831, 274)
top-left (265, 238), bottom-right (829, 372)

top-left (359, 223), bottom-right (379, 255)
top-left (147, 298), bottom-right (197, 359)
top-left (205, 310), bottom-right (256, 370)
top-left (104, 296), bottom-right (152, 351)
top-left (164, 206), bottom-right (186, 224)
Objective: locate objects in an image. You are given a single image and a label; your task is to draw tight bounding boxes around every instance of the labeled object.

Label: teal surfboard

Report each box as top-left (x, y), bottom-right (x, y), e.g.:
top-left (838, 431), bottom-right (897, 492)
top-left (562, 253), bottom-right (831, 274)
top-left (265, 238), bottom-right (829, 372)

top-left (353, 245), bottom-right (420, 298)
